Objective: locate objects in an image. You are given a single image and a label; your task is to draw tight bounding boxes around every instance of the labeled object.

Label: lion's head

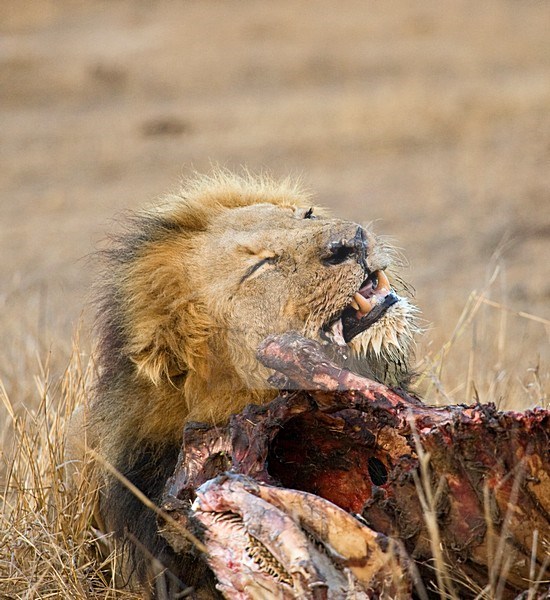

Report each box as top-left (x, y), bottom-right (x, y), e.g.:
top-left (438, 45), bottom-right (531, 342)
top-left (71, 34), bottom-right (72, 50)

top-left (96, 171), bottom-right (418, 433)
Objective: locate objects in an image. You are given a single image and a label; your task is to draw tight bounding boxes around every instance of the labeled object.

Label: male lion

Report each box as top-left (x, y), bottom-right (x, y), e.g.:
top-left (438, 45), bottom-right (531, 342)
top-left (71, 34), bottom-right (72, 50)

top-left (66, 170), bottom-right (418, 597)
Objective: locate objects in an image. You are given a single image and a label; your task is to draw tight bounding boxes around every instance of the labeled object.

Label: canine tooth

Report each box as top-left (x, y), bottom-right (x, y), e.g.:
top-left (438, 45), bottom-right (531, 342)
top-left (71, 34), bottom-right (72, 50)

top-left (374, 270), bottom-right (391, 294)
top-left (354, 292), bottom-right (375, 315)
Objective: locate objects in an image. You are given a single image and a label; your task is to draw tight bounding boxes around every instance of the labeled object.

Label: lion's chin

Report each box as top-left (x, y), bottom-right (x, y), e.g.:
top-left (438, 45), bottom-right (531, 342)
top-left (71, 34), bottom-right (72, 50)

top-left (320, 278), bottom-right (419, 386)
top-left (324, 297), bottom-right (418, 357)
top-left (347, 298), bottom-right (419, 359)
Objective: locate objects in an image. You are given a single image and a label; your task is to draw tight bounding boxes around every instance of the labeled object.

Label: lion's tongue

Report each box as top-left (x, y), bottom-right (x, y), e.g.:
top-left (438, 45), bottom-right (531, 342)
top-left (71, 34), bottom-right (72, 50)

top-left (351, 270), bottom-right (391, 317)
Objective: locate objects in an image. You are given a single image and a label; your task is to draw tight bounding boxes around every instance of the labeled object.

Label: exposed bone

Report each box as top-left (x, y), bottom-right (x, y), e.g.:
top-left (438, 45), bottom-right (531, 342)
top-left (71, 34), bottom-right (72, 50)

top-left (190, 475), bottom-right (407, 599)
top-left (252, 482), bottom-right (408, 592)
top-left (161, 332), bottom-right (550, 599)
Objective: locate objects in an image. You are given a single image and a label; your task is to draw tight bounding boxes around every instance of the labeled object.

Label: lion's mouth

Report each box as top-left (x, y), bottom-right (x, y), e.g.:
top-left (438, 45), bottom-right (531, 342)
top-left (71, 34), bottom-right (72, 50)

top-left (323, 270), bottom-right (399, 345)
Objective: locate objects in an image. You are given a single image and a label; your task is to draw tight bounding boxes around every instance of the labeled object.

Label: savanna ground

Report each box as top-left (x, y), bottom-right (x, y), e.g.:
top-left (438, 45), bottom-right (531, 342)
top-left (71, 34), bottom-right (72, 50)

top-left (1, 1), bottom-right (549, 598)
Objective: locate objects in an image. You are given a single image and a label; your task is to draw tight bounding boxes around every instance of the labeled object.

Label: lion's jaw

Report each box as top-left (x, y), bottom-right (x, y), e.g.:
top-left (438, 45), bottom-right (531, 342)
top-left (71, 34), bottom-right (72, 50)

top-left (328, 296), bottom-right (419, 386)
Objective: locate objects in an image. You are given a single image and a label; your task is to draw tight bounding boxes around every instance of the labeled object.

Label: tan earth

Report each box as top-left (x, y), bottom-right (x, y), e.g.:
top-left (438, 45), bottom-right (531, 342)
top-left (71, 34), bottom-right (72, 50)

top-left (1, 0), bottom-right (549, 411)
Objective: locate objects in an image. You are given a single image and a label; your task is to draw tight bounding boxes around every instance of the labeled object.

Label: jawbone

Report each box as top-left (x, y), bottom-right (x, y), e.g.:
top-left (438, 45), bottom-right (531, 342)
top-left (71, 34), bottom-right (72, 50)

top-left (191, 474), bottom-right (410, 599)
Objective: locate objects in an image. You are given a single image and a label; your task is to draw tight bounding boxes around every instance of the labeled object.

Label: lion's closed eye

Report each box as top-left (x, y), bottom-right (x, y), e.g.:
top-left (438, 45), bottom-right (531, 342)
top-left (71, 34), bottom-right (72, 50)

top-left (240, 256), bottom-right (277, 283)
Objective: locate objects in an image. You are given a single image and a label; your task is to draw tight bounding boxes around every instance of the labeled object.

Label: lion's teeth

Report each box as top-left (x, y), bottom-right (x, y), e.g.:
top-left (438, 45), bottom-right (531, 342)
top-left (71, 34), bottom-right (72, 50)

top-left (354, 292), bottom-right (376, 316)
top-left (352, 271), bottom-right (392, 315)
top-left (374, 270), bottom-right (391, 294)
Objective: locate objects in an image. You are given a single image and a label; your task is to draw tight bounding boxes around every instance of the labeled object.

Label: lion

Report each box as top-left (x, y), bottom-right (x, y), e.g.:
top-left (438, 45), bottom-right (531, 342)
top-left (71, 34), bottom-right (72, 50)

top-left (65, 170), bottom-right (418, 598)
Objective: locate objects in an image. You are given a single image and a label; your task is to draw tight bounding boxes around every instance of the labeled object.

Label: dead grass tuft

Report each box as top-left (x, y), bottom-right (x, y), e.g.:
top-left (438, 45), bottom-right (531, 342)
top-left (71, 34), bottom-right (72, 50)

top-left (416, 261), bottom-right (549, 411)
top-left (0, 333), bottom-right (139, 599)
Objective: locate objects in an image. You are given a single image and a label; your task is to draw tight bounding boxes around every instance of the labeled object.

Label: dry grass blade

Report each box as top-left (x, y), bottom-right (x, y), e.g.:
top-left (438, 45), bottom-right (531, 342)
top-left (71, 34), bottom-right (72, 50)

top-left (418, 265), bottom-right (549, 411)
top-left (88, 449), bottom-right (207, 555)
top-left (409, 417), bottom-right (460, 600)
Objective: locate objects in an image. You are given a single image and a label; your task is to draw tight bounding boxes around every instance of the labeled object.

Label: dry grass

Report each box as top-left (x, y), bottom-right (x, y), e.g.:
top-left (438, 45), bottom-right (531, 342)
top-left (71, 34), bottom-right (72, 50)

top-left (0, 279), bottom-right (548, 599)
top-left (0, 334), bottom-right (139, 599)
top-left (417, 260), bottom-right (549, 412)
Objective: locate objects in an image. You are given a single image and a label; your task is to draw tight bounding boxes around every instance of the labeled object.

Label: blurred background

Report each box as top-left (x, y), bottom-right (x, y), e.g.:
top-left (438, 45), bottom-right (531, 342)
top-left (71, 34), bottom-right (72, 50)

top-left (1, 0), bottom-right (549, 409)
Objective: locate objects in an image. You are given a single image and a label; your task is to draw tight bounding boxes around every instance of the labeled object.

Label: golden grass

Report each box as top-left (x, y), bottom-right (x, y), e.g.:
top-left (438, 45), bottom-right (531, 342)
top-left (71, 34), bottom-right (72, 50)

top-left (0, 334), bottom-right (139, 599)
top-left (417, 262), bottom-right (549, 412)
top-left (1, 0), bottom-right (549, 596)
top-left (0, 285), bottom-right (548, 599)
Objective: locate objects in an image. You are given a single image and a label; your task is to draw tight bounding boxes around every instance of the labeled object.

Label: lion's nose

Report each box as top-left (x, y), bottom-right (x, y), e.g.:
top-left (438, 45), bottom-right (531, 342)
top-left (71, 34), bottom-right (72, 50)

top-left (324, 226), bottom-right (368, 269)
